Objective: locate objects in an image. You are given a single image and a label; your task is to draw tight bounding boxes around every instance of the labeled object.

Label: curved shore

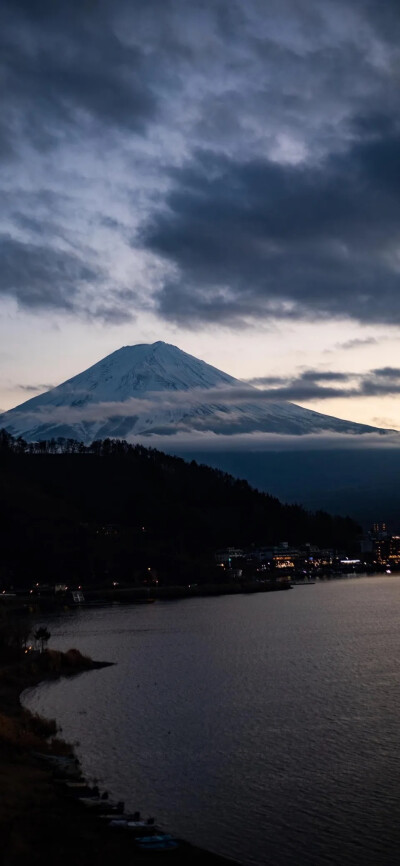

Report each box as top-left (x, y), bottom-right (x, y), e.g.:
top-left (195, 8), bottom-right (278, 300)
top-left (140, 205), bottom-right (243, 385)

top-left (0, 650), bottom-right (241, 866)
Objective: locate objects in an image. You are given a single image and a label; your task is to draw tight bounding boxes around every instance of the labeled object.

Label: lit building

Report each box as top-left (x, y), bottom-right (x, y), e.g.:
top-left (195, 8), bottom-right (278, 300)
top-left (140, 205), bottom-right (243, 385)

top-left (215, 547), bottom-right (244, 565)
top-left (389, 536), bottom-right (400, 565)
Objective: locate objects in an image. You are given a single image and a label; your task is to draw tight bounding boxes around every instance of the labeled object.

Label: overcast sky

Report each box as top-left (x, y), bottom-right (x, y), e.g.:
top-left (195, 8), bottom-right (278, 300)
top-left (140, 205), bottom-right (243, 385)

top-left (2, 0), bottom-right (400, 429)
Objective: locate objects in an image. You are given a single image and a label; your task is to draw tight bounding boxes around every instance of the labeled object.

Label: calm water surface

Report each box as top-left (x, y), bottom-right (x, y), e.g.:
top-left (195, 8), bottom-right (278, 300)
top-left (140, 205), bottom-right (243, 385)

top-left (23, 576), bottom-right (400, 865)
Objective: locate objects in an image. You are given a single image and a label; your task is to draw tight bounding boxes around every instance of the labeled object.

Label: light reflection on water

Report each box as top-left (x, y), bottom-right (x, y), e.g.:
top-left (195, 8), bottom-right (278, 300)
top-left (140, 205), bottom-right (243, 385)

top-left (23, 576), bottom-right (400, 865)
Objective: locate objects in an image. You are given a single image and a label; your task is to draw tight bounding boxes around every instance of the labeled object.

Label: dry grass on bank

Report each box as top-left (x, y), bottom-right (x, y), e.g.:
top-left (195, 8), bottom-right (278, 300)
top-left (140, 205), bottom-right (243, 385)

top-left (0, 649), bottom-right (238, 866)
top-left (0, 709), bottom-right (55, 751)
top-left (0, 648), bottom-right (94, 755)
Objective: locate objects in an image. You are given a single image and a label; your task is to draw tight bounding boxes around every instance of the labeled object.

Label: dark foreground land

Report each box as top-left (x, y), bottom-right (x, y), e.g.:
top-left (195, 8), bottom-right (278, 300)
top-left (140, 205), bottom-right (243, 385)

top-left (0, 651), bottom-right (240, 866)
top-left (0, 432), bottom-right (360, 590)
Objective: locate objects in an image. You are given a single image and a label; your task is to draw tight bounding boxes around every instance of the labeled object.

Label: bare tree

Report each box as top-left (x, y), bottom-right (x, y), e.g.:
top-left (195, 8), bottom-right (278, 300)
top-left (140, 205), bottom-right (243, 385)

top-left (34, 626), bottom-right (51, 653)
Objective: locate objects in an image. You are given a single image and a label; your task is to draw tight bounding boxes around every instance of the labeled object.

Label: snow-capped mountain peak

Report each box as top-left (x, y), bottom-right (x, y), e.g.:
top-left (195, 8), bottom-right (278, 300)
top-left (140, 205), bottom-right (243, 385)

top-left (0, 342), bottom-right (393, 443)
top-left (18, 342), bottom-right (236, 409)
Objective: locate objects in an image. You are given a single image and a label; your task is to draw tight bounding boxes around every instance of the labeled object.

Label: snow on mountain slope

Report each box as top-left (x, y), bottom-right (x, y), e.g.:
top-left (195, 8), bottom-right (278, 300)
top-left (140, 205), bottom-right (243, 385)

top-left (0, 341), bottom-right (392, 443)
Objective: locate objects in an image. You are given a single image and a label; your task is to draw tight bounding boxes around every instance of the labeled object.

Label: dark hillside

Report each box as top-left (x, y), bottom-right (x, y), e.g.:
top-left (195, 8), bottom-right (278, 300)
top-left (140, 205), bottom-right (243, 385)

top-left (0, 431), bottom-right (360, 587)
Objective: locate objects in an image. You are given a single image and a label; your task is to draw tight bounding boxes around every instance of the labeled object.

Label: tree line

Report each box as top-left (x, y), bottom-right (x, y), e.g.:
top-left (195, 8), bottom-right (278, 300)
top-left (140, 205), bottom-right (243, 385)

top-left (0, 429), bottom-right (361, 588)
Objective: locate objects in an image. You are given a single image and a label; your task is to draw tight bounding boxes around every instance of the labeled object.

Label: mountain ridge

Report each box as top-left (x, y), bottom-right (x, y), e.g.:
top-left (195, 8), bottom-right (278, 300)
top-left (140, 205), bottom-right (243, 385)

top-left (0, 341), bottom-right (393, 443)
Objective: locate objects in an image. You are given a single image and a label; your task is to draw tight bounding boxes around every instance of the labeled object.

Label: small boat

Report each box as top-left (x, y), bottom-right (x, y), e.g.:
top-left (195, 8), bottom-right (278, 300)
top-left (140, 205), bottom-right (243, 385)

top-left (61, 781), bottom-right (90, 789)
top-left (134, 834), bottom-right (180, 851)
top-left (33, 752), bottom-right (79, 766)
top-left (108, 819), bottom-right (157, 834)
top-left (79, 798), bottom-right (124, 814)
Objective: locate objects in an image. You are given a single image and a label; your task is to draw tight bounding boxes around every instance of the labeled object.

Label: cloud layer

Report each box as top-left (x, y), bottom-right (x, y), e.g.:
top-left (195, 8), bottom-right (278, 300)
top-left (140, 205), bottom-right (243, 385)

top-left (2, 1), bottom-right (400, 326)
top-left (248, 366), bottom-right (400, 401)
top-left (145, 133), bottom-right (400, 325)
top-left (4, 370), bottom-right (400, 434)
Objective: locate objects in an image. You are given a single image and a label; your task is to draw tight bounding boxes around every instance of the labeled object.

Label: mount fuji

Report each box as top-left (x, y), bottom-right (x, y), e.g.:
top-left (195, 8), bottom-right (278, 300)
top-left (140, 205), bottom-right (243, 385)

top-left (0, 341), bottom-right (391, 444)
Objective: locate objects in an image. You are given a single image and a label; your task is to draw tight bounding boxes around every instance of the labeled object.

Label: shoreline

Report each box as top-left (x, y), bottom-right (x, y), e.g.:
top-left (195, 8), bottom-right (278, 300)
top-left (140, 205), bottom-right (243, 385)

top-left (2, 579), bottom-right (292, 616)
top-left (0, 650), bottom-right (241, 865)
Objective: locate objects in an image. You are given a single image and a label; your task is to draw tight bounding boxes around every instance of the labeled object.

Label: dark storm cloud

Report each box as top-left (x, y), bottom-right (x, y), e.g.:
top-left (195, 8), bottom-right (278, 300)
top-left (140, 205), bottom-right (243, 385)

top-left (3, 0), bottom-right (400, 325)
top-left (360, 0), bottom-right (400, 38)
top-left (143, 125), bottom-right (400, 325)
top-left (91, 304), bottom-right (135, 325)
top-left (0, 120), bottom-right (15, 162)
top-left (0, 235), bottom-right (99, 312)
top-left (0, 0), bottom-right (156, 162)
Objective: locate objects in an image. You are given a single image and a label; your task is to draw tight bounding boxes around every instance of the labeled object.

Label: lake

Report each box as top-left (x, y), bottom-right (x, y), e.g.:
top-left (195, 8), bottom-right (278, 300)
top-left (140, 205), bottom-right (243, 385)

top-left (23, 576), bottom-right (400, 865)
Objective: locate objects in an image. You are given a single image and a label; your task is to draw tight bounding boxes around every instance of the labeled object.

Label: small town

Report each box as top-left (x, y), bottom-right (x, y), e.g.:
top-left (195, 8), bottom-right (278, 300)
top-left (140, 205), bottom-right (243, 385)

top-left (2, 522), bottom-right (399, 612)
top-left (215, 522), bottom-right (400, 581)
